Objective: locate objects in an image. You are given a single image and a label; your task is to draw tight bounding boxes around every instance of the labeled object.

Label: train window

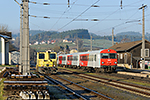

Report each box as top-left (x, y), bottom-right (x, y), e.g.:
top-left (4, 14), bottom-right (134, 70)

top-left (73, 56), bottom-right (78, 61)
top-left (110, 53), bottom-right (117, 59)
top-left (62, 57), bottom-right (66, 60)
top-left (49, 54), bottom-right (56, 59)
top-left (59, 57), bottom-right (62, 60)
top-left (101, 53), bottom-right (108, 59)
top-left (68, 56), bottom-right (72, 61)
top-left (39, 54), bottom-right (45, 59)
top-left (80, 55), bottom-right (88, 61)
top-left (95, 55), bottom-right (96, 61)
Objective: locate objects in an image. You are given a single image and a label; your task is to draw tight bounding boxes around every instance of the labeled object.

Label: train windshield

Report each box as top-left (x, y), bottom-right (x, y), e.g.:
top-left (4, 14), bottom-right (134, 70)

top-left (109, 53), bottom-right (117, 59)
top-left (49, 54), bottom-right (56, 59)
top-left (39, 54), bottom-right (45, 59)
top-left (101, 53), bottom-right (117, 59)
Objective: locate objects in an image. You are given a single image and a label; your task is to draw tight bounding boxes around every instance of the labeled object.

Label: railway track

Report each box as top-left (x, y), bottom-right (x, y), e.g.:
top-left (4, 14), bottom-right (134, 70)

top-left (41, 73), bottom-right (114, 100)
top-left (59, 68), bottom-right (150, 98)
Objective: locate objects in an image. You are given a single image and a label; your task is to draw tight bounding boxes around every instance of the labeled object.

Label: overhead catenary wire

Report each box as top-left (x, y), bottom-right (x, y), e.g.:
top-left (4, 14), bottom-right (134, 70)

top-left (57, 0), bottom-right (101, 31)
top-left (50, 0), bottom-right (78, 30)
top-left (88, 8), bottom-right (120, 30)
top-left (89, 0), bottom-right (145, 35)
top-left (29, 1), bottom-right (50, 5)
top-left (29, 1), bottom-right (141, 7)
top-left (95, 5), bottom-right (147, 35)
top-left (28, 0), bottom-right (148, 35)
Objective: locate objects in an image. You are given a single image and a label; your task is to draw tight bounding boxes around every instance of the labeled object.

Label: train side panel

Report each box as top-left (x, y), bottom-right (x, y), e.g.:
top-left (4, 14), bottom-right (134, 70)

top-left (58, 49), bottom-right (117, 72)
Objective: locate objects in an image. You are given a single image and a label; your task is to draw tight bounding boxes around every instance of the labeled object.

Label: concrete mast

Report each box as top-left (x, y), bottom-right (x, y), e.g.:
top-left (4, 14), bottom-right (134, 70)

top-left (22, 0), bottom-right (30, 75)
top-left (139, 4), bottom-right (147, 69)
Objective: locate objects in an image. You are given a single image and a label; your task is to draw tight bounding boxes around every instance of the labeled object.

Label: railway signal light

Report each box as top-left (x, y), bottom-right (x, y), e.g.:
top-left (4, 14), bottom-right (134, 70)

top-left (120, 0), bottom-right (122, 9)
top-left (68, 0), bottom-right (70, 7)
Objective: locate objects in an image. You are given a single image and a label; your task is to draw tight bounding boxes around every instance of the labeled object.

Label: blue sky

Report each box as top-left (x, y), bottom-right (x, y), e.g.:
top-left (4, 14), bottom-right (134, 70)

top-left (0, 0), bottom-right (150, 36)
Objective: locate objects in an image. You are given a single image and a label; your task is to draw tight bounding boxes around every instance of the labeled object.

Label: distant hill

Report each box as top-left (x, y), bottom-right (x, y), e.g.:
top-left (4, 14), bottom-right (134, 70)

top-left (29, 30), bottom-right (46, 36)
top-left (12, 29), bottom-right (150, 45)
top-left (116, 31), bottom-right (141, 36)
top-left (12, 30), bottom-right (46, 39)
top-left (29, 31), bottom-right (59, 42)
top-left (58, 29), bottom-right (90, 39)
top-left (29, 29), bottom-right (90, 42)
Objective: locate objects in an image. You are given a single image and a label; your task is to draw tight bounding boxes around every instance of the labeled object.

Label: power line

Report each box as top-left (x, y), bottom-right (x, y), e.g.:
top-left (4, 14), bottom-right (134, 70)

top-left (95, 7), bottom-right (148, 35)
top-left (29, 1), bottom-right (50, 5)
top-left (88, 8), bottom-right (120, 30)
top-left (57, 0), bottom-right (100, 31)
top-left (50, 0), bottom-right (78, 30)
top-left (88, 0), bottom-right (145, 35)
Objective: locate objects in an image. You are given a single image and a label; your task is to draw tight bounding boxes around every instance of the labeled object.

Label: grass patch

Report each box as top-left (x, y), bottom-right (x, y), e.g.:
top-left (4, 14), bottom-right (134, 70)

top-left (0, 78), bottom-right (6, 100)
top-left (123, 80), bottom-right (150, 87)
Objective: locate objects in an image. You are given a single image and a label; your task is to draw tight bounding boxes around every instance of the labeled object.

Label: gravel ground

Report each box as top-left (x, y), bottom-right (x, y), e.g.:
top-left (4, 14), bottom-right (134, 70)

top-left (57, 68), bottom-right (150, 100)
top-left (45, 78), bottom-right (81, 99)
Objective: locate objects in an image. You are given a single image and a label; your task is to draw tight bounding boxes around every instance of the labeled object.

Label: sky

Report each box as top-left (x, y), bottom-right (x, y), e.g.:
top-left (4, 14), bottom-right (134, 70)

top-left (0, 0), bottom-right (150, 36)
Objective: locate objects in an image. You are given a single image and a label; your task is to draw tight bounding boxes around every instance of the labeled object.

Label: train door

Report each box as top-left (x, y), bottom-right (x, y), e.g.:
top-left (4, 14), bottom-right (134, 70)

top-left (37, 52), bottom-right (45, 67)
top-left (88, 54), bottom-right (92, 67)
top-left (92, 54), bottom-right (96, 68)
top-left (96, 53), bottom-right (100, 68)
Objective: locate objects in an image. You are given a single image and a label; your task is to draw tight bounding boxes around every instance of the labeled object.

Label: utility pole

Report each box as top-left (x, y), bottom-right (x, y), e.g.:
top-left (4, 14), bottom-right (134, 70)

top-left (22, 0), bottom-right (30, 75)
top-left (77, 38), bottom-right (79, 52)
top-left (139, 4), bottom-right (147, 69)
top-left (19, 3), bottom-right (23, 73)
top-left (112, 27), bottom-right (114, 46)
top-left (90, 35), bottom-right (92, 51)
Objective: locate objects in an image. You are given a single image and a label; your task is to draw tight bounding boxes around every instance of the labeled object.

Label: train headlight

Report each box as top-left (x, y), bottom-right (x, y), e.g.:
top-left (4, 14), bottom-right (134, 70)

top-left (102, 62), bottom-right (104, 64)
top-left (114, 62), bottom-right (117, 64)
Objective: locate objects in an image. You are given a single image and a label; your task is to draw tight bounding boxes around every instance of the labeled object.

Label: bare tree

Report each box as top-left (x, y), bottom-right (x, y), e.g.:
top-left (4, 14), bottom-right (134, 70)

top-left (0, 24), bottom-right (8, 32)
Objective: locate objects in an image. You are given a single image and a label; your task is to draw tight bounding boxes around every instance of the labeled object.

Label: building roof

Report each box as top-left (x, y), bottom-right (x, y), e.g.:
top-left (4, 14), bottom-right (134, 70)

top-left (0, 32), bottom-right (12, 39)
top-left (109, 40), bottom-right (150, 52)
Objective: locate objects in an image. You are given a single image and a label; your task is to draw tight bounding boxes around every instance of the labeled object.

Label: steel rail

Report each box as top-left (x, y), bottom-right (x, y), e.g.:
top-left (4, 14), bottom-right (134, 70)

top-left (43, 74), bottom-right (87, 100)
top-left (61, 69), bottom-right (150, 97)
top-left (54, 75), bottom-right (114, 100)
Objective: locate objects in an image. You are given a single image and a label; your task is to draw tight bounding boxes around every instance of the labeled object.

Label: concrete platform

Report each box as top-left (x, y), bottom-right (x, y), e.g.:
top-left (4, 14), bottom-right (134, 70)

top-left (117, 71), bottom-right (150, 78)
top-left (116, 66), bottom-right (150, 78)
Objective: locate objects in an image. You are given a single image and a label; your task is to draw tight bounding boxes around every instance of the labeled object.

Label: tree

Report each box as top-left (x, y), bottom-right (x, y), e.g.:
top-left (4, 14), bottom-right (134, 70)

top-left (60, 46), bottom-right (64, 51)
top-left (0, 24), bottom-right (8, 32)
top-left (75, 39), bottom-right (83, 48)
top-left (14, 37), bottom-right (20, 48)
top-left (9, 43), bottom-right (17, 51)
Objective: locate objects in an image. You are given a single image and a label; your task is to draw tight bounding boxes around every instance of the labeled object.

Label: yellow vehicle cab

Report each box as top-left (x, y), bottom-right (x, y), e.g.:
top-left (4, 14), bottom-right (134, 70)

top-left (36, 50), bottom-right (57, 74)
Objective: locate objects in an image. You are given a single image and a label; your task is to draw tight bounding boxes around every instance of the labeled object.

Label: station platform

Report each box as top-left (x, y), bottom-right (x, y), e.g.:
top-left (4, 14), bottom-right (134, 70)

top-left (116, 66), bottom-right (150, 78)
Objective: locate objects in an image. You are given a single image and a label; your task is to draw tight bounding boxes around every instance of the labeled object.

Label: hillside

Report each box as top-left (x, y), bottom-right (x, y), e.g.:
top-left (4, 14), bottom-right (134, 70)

top-left (29, 29), bottom-right (90, 42)
top-left (12, 29), bottom-right (150, 52)
top-left (116, 31), bottom-right (141, 36)
top-left (12, 30), bottom-right (46, 39)
top-left (30, 39), bottom-right (112, 52)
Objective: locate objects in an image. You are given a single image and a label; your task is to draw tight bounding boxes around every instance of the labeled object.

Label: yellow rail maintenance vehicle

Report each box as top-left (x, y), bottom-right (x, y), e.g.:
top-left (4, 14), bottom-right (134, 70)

top-left (36, 50), bottom-right (58, 74)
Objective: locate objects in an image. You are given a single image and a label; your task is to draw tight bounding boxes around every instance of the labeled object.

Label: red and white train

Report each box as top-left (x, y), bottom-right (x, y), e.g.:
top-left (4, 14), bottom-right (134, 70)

top-left (58, 49), bottom-right (117, 72)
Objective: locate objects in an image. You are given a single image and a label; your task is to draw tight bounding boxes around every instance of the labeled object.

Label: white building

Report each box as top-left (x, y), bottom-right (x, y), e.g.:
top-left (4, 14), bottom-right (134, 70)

top-left (34, 41), bottom-right (39, 45)
top-left (0, 32), bottom-right (12, 65)
top-left (40, 41), bottom-right (46, 44)
top-left (9, 51), bottom-right (20, 65)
